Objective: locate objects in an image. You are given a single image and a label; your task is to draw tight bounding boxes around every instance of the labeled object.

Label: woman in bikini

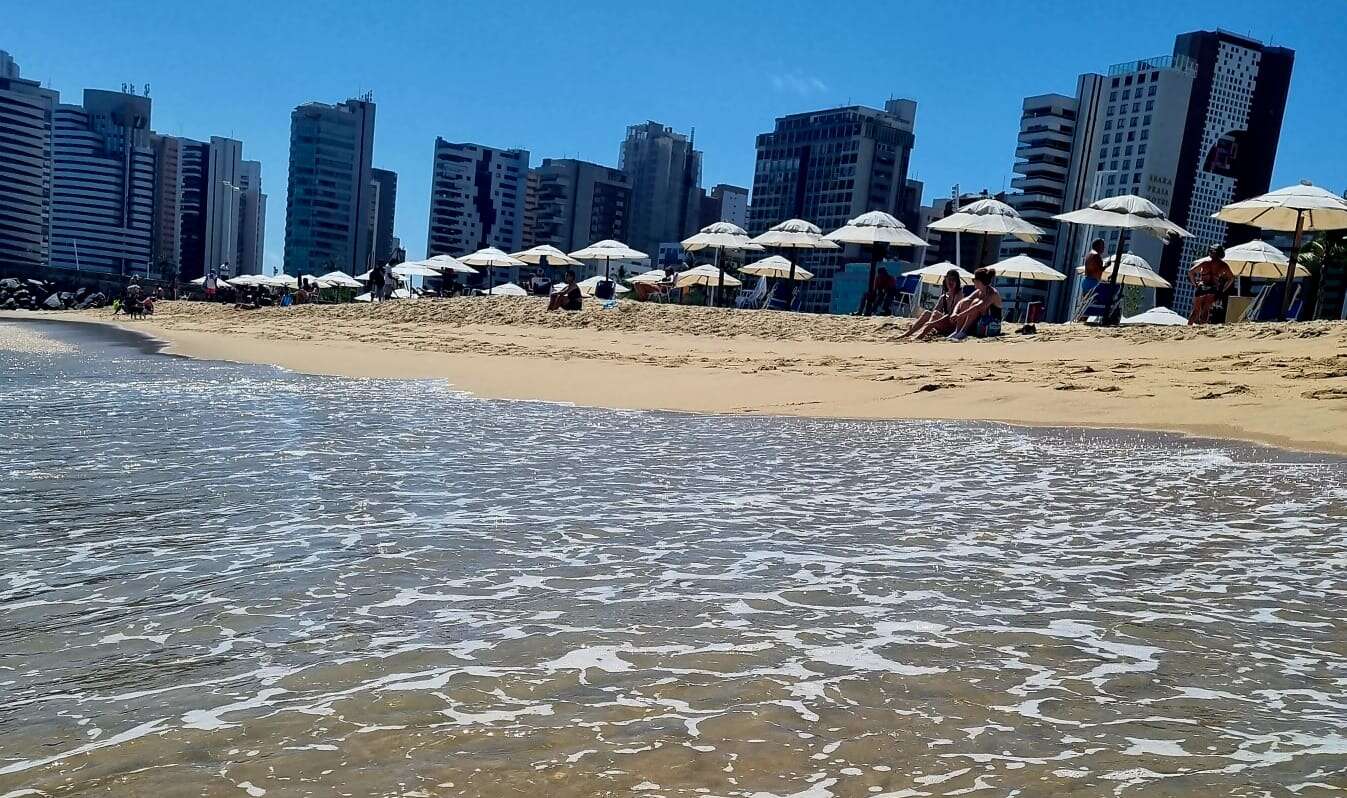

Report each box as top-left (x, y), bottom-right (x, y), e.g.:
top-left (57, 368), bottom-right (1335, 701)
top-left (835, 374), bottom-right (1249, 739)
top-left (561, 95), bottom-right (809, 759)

top-left (903, 269), bottom-right (966, 340)
top-left (946, 268), bottom-right (1003, 341)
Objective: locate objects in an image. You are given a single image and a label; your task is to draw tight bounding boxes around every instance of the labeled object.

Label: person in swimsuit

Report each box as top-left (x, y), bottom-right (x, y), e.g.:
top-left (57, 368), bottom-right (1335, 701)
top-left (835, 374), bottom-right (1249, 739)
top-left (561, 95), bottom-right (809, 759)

top-left (1081, 238), bottom-right (1107, 301)
top-left (1188, 245), bottom-right (1235, 325)
top-left (904, 269), bottom-right (966, 339)
top-left (548, 270), bottom-right (582, 311)
top-left (946, 268), bottom-right (1003, 341)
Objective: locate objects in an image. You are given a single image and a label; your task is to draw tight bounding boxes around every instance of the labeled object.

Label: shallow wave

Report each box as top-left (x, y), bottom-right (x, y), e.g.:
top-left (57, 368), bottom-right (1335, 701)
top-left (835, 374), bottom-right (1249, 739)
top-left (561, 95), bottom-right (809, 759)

top-left (1, 322), bottom-right (1345, 797)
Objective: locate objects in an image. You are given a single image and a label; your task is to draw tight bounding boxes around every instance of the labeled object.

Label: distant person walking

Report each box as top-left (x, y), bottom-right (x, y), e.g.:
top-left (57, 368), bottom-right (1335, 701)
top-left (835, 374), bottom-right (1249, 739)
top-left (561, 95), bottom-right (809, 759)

top-left (204, 271), bottom-right (218, 300)
top-left (368, 262), bottom-right (386, 302)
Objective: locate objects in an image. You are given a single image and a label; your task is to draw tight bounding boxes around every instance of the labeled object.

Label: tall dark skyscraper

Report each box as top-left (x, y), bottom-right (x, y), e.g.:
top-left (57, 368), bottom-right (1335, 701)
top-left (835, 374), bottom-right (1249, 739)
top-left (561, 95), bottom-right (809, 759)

top-left (1161, 30), bottom-right (1294, 312)
top-left (748, 99), bottom-right (918, 313)
top-left (370, 167), bottom-right (397, 265)
top-left (284, 96), bottom-right (376, 276)
top-left (619, 121), bottom-right (702, 256)
top-left (523, 158), bottom-right (630, 253)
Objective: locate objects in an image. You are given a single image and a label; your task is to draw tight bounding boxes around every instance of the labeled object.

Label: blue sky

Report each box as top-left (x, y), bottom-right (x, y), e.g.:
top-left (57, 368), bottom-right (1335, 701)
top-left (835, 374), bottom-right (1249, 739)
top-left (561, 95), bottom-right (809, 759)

top-left (10, 1), bottom-right (1347, 270)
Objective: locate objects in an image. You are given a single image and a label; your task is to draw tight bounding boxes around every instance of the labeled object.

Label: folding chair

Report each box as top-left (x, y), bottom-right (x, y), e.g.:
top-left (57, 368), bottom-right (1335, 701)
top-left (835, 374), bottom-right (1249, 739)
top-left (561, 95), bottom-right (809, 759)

top-left (890, 275), bottom-right (921, 317)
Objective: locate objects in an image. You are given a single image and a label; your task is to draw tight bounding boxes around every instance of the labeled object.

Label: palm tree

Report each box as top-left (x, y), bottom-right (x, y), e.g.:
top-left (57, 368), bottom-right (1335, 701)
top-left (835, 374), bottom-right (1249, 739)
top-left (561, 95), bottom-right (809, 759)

top-left (1298, 232), bottom-right (1347, 320)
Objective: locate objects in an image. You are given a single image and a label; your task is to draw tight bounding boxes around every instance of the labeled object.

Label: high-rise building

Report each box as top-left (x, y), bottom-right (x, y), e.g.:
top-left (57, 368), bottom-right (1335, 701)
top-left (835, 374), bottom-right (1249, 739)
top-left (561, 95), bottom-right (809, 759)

top-left (1001, 94), bottom-right (1078, 319)
top-left (284, 96), bottom-right (376, 276)
top-left (699, 183), bottom-right (750, 230)
top-left (204, 136), bottom-right (244, 277)
top-left (1162, 30), bottom-right (1294, 314)
top-left (370, 167), bottom-right (397, 265)
top-left (748, 99), bottom-right (918, 313)
top-left (49, 89), bottom-right (155, 276)
top-left (619, 121), bottom-right (702, 255)
top-left (236, 159), bottom-right (266, 276)
top-left (0, 51), bottom-right (58, 274)
top-left (523, 158), bottom-right (631, 252)
top-left (1039, 31), bottom-right (1293, 319)
top-left (149, 134), bottom-right (183, 277)
top-left (426, 140), bottom-right (528, 267)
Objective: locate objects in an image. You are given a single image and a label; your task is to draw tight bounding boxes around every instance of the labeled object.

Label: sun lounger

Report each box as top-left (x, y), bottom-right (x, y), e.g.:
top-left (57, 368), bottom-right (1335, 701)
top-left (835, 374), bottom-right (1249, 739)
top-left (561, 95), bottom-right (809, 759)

top-left (1073, 282), bottom-right (1122, 325)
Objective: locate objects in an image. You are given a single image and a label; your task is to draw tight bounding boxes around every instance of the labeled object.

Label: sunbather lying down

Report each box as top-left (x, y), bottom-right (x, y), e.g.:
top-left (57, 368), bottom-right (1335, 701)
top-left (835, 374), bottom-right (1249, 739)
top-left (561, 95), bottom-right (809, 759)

top-left (907, 268), bottom-right (1002, 341)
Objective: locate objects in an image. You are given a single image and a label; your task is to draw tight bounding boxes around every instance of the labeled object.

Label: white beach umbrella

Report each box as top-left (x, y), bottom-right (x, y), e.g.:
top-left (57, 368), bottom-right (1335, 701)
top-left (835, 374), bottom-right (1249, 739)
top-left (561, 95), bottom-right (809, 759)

top-left (392, 262), bottom-right (442, 278)
top-left (1215, 240), bottom-right (1305, 280)
top-left (1075, 253), bottom-right (1171, 289)
top-left (904, 262), bottom-right (974, 286)
top-left (740, 255), bottom-right (815, 281)
top-left (749, 219), bottom-right (837, 287)
top-left (681, 222), bottom-right (763, 253)
top-left (354, 270), bottom-right (373, 282)
top-left (267, 273), bottom-right (300, 289)
top-left (1214, 182), bottom-right (1347, 318)
top-left (1122, 306), bottom-right (1189, 326)
top-left (423, 254), bottom-right (479, 275)
top-left (482, 281), bottom-right (528, 297)
top-left (461, 247), bottom-right (527, 295)
top-left (511, 244), bottom-right (583, 268)
top-left (569, 239), bottom-right (648, 279)
top-left (681, 222), bottom-right (762, 298)
top-left (928, 198), bottom-right (1047, 248)
top-left (826, 211), bottom-right (927, 308)
top-left (1054, 194), bottom-right (1190, 324)
top-left (318, 270), bottom-right (363, 288)
top-left (1055, 194), bottom-right (1191, 239)
top-left (988, 255), bottom-right (1066, 282)
top-left (675, 264), bottom-right (743, 289)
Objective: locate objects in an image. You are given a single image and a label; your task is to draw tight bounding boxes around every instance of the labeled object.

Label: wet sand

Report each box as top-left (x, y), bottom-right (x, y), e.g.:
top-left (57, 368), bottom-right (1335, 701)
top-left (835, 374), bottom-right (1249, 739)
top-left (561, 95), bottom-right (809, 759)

top-left (5, 300), bottom-right (1347, 455)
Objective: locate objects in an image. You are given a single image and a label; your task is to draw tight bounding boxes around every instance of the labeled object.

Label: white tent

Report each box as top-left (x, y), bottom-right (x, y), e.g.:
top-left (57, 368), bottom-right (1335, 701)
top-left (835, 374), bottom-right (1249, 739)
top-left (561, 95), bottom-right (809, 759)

top-left (482, 281), bottom-right (527, 296)
top-left (1122, 306), bottom-right (1188, 326)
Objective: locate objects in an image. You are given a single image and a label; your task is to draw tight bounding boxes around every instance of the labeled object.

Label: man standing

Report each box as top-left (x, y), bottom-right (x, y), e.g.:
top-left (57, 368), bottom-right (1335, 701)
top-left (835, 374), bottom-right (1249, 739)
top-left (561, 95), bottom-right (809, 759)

top-left (1081, 239), bottom-right (1106, 295)
top-left (368, 262), bottom-right (386, 302)
top-left (204, 271), bottom-right (218, 301)
top-left (1188, 245), bottom-right (1235, 325)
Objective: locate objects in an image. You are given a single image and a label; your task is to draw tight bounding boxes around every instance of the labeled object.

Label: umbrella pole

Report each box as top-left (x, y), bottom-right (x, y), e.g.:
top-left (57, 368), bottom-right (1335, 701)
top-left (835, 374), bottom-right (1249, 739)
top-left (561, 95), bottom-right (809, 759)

top-left (867, 245), bottom-right (880, 315)
top-left (715, 248), bottom-right (723, 307)
top-left (1106, 229), bottom-right (1128, 326)
top-left (1281, 211), bottom-right (1305, 320)
top-left (787, 253), bottom-right (797, 310)
top-left (488, 265), bottom-right (493, 295)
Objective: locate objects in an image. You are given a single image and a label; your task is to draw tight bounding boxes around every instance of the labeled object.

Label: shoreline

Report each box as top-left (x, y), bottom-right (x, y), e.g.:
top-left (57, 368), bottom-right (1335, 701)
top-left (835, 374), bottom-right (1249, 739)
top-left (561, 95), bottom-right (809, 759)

top-left (5, 302), bottom-right (1347, 457)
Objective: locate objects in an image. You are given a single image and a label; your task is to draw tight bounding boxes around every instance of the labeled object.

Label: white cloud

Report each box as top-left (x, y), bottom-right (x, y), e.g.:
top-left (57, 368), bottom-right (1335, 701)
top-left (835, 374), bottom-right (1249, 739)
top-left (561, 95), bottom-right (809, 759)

top-left (771, 72), bottom-right (828, 95)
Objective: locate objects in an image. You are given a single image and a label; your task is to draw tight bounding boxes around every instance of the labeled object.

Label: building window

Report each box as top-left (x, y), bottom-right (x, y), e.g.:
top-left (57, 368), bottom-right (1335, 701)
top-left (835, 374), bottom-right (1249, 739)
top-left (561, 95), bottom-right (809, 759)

top-left (1144, 115), bottom-right (1151, 125)
top-left (1146, 100), bottom-right (1155, 111)
top-left (1149, 85), bottom-right (1158, 97)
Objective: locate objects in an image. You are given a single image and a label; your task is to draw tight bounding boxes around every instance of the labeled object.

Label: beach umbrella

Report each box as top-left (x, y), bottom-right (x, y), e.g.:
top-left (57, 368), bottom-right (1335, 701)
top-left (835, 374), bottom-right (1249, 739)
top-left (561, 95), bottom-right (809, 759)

top-left (903, 262), bottom-right (974, 286)
top-left (1054, 194), bottom-right (1190, 324)
top-left (826, 211), bottom-right (927, 309)
top-left (675, 264), bottom-right (743, 298)
top-left (1075, 253), bottom-right (1171, 289)
top-left (392, 262), bottom-right (442, 279)
top-left (553, 275), bottom-right (632, 298)
top-left (740, 254), bottom-right (815, 281)
top-left (1122, 306), bottom-right (1188, 326)
top-left (988, 255), bottom-right (1066, 321)
top-left (511, 244), bottom-right (583, 284)
top-left (569, 239), bottom-right (648, 280)
top-left (267, 273), bottom-right (299, 289)
top-left (423, 254), bottom-right (478, 275)
top-left (682, 222), bottom-right (763, 300)
top-left (482, 281), bottom-right (528, 297)
top-left (1212, 240), bottom-right (1307, 280)
top-left (749, 219), bottom-right (837, 292)
top-left (928, 198), bottom-right (1046, 268)
top-left (461, 247), bottom-right (526, 295)
top-left (318, 270), bottom-right (362, 288)
top-left (354, 270), bottom-right (373, 282)
top-left (1214, 182), bottom-right (1347, 317)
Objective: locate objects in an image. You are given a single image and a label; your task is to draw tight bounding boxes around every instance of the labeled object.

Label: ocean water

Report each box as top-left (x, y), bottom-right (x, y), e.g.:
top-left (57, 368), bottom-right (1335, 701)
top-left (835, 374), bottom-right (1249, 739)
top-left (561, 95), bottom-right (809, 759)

top-left (1, 320), bottom-right (1345, 798)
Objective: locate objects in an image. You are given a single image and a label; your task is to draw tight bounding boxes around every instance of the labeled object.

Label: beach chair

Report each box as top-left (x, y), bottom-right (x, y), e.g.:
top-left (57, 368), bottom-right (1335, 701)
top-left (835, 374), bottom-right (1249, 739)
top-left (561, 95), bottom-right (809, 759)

top-left (1241, 283), bottom-right (1301, 322)
top-left (766, 281), bottom-right (794, 311)
top-left (1073, 282), bottom-right (1122, 325)
top-left (890, 275), bottom-right (921, 317)
top-left (736, 276), bottom-right (768, 309)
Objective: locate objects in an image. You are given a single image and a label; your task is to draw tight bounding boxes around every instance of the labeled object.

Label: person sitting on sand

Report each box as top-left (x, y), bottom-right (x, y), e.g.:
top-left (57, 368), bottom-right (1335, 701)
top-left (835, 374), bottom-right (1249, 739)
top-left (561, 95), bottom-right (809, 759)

top-left (944, 267), bottom-right (1003, 341)
top-left (1188, 245), bottom-right (1235, 325)
top-left (548, 270), bottom-right (582, 311)
top-left (903, 269), bottom-right (965, 339)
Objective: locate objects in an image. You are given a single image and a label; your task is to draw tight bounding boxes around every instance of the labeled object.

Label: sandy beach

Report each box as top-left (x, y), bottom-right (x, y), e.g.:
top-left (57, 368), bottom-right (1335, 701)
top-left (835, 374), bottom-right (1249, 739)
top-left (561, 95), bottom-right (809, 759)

top-left (6, 299), bottom-right (1347, 455)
